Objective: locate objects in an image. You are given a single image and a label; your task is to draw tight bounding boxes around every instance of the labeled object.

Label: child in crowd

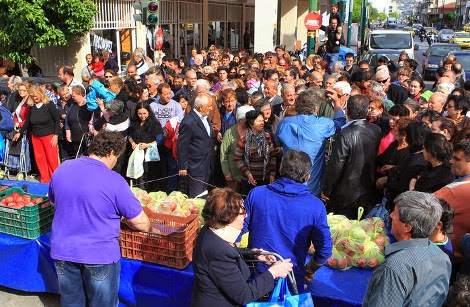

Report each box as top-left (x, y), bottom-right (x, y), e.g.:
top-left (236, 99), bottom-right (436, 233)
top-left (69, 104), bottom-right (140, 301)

top-left (92, 54), bottom-right (104, 77)
top-left (429, 199), bottom-right (454, 260)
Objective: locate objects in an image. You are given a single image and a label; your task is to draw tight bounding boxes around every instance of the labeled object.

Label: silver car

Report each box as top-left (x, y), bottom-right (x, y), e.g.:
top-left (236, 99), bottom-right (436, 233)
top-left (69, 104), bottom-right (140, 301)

top-left (438, 29), bottom-right (455, 42)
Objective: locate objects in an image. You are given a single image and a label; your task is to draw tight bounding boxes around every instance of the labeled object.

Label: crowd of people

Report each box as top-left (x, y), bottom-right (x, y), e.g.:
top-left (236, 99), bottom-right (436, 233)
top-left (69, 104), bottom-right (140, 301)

top-left (2, 29), bottom-right (470, 305)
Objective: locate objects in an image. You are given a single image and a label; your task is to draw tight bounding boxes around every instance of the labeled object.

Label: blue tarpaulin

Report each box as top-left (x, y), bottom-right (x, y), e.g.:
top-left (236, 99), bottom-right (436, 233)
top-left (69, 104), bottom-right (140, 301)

top-left (0, 180), bottom-right (372, 307)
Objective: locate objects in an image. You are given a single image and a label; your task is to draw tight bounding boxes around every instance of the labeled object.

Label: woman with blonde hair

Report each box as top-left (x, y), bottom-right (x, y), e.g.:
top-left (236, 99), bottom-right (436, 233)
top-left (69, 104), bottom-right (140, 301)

top-left (13, 85), bottom-right (60, 183)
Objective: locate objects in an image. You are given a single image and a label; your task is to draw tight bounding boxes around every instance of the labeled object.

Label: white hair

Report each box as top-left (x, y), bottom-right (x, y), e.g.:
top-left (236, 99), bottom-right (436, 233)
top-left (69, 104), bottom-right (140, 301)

top-left (194, 94), bottom-right (210, 109)
top-left (333, 61), bottom-right (344, 70)
top-left (193, 79), bottom-right (211, 91)
top-left (146, 74), bottom-right (160, 85)
top-left (376, 67), bottom-right (390, 80)
top-left (333, 81), bottom-right (351, 95)
top-left (437, 83), bottom-right (455, 96)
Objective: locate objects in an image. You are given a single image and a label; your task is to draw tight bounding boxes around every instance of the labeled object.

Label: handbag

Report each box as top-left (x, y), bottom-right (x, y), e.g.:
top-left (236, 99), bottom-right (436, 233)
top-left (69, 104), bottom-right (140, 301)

top-left (144, 144), bottom-right (160, 162)
top-left (365, 197), bottom-right (391, 229)
top-left (126, 148), bottom-right (145, 179)
top-left (246, 278), bottom-right (314, 307)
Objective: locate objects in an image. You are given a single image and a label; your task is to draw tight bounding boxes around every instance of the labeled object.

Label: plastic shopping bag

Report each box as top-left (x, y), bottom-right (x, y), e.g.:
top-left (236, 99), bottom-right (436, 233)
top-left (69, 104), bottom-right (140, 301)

top-left (144, 144), bottom-right (160, 162)
top-left (127, 148), bottom-right (145, 179)
top-left (245, 278), bottom-right (314, 307)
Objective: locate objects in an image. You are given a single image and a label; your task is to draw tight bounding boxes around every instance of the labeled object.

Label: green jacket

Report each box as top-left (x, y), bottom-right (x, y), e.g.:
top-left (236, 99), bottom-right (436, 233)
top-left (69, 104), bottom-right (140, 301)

top-left (220, 125), bottom-right (243, 182)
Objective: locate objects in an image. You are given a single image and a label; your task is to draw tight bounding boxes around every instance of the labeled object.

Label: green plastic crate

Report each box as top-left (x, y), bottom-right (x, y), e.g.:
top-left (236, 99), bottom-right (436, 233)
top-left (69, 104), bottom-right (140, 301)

top-left (0, 187), bottom-right (54, 239)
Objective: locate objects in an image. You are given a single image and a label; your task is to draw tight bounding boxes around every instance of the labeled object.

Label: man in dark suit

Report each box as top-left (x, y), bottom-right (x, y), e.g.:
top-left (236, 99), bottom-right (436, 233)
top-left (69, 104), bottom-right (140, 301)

top-left (322, 94), bottom-right (382, 218)
top-left (177, 93), bottom-right (213, 197)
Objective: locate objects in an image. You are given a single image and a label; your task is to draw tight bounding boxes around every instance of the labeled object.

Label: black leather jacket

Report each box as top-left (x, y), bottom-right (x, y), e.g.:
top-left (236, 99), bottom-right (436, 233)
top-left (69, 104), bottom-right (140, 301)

top-left (320, 25), bottom-right (345, 54)
top-left (322, 119), bottom-right (382, 218)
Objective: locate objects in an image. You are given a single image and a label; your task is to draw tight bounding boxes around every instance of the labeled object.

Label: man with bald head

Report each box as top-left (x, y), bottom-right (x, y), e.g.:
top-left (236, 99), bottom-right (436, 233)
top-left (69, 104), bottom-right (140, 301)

top-left (310, 71), bottom-right (324, 88)
top-left (428, 92), bottom-right (447, 114)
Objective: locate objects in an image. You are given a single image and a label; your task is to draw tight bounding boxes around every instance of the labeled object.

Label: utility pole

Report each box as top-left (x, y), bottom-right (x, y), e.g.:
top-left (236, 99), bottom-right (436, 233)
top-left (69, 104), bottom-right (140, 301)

top-left (359, 0), bottom-right (368, 53)
top-left (347, 0), bottom-right (353, 47)
top-left (307, 0), bottom-right (318, 56)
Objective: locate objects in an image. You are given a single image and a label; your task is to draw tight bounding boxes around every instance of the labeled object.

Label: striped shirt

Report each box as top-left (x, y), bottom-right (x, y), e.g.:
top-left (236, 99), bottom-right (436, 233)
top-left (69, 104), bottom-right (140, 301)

top-left (234, 132), bottom-right (276, 181)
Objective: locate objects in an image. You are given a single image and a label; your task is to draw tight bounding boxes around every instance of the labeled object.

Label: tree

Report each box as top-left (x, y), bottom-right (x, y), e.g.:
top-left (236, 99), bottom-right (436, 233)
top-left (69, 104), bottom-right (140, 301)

top-left (0, 0), bottom-right (97, 63)
top-left (389, 12), bottom-right (399, 19)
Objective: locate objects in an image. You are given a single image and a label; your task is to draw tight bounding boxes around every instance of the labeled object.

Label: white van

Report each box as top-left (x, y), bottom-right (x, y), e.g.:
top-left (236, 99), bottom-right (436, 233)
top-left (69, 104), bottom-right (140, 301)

top-left (367, 30), bottom-right (415, 59)
top-left (385, 18), bottom-right (397, 29)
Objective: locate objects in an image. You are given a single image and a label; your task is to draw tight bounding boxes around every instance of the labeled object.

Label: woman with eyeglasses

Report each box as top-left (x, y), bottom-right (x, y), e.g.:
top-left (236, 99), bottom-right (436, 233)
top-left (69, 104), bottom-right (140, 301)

top-left (104, 70), bottom-right (115, 80)
top-left (191, 187), bottom-right (293, 307)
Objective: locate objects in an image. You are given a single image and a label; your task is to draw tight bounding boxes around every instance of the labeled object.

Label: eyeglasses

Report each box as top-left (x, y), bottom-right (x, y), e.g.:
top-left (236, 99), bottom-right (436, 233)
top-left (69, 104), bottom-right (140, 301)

top-left (105, 75), bottom-right (113, 78)
top-left (239, 73), bottom-right (246, 77)
top-left (377, 78), bottom-right (389, 84)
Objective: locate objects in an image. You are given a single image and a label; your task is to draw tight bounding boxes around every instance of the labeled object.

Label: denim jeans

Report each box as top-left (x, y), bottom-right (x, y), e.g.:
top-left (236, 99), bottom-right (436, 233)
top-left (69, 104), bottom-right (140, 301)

top-left (54, 260), bottom-right (120, 307)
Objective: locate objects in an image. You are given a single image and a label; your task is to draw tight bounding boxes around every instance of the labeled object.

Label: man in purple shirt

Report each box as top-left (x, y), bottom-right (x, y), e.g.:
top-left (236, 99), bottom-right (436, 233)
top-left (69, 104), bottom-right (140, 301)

top-left (49, 130), bottom-right (151, 307)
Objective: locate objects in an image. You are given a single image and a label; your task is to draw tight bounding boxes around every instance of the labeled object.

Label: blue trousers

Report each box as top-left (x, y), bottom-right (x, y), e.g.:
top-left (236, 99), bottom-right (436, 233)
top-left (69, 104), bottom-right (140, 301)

top-left (54, 260), bottom-right (120, 307)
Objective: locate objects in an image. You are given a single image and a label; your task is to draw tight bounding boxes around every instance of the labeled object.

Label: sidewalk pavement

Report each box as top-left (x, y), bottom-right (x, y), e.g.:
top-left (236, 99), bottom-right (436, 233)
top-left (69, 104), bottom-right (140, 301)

top-left (0, 286), bottom-right (59, 307)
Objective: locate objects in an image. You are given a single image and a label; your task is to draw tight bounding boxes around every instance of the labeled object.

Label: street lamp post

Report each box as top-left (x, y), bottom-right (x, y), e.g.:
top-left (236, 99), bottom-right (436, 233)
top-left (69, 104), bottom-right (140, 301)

top-left (307, 0), bottom-right (318, 56)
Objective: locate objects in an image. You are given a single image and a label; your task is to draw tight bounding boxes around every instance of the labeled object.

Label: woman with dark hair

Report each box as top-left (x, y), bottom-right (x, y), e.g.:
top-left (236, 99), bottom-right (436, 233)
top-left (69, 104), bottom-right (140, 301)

top-left (381, 121), bottom-right (432, 201)
top-left (446, 94), bottom-right (470, 129)
top-left (368, 99), bottom-right (390, 137)
top-left (431, 117), bottom-right (457, 142)
top-left (378, 104), bottom-right (410, 155)
top-left (191, 188), bottom-right (292, 306)
top-left (420, 109), bottom-right (442, 128)
top-left (408, 77), bottom-right (424, 101)
top-left (409, 133), bottom-right (454, 192)
top-left (128, 102), bottom-right (163, 189)
top-left (376, 117), bottom-right (414, 176)
top-left (124, 83), bottom-right (149, 122)
top-left (234, 110), bottom-right (276, 195)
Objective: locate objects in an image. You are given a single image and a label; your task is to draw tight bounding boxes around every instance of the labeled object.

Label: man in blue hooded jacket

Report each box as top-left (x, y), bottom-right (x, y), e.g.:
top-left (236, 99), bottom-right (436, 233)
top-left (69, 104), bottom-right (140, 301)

top-left (277, 88), bottom-right (346, 196)
top-left (241, 150), bottom-right (332, 291)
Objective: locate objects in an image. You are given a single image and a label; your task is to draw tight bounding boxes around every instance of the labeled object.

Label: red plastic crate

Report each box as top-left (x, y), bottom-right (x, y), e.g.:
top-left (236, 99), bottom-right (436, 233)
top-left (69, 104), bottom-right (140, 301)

top-left (120, 208), bottom-right (200, 269)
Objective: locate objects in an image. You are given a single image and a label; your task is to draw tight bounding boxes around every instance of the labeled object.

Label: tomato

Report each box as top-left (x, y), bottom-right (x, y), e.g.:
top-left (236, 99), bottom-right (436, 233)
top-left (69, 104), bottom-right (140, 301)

top-left (4, 196), bottom-right (14, 203)
top-left (22, 195), bottom-right (31, 203)
top-left (10, 192), bottom-right (20, 199)
top-left (32, 198), bottom-right (44, 205)
top-left (15, 196), bottom-right (23, 203)
top-left (7, 202), bottom-right (16, 207)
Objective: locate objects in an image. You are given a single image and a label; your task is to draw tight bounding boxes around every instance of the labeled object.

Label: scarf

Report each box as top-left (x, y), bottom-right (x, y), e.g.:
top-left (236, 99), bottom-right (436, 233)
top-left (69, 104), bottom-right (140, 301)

top-left (244, 129), bottom-right (269, 180)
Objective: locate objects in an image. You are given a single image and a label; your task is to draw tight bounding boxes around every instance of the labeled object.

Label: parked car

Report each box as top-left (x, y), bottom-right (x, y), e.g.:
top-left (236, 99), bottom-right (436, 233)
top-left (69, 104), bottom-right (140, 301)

top-left (444, 51), bottom-right (470, 80)
top-left (464, 23), bottom-right (470, 32)
top-left (366, 30), bottom-right (415, 59)
top-left (403, 26), bottom-right (415, 36)
top-left (437, 29), bottom-right (455, 42)
top-left (361, 49), bottom-right (402, 70)
top-left (422, 43), bottom-right (461, 80)
top-left (449, 32), bottom-right (470, 48)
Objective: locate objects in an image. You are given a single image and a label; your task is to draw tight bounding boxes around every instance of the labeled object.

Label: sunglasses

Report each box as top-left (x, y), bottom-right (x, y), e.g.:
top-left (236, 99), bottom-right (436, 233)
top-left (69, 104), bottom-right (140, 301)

top-left (377, 78), bottom-right (389, 84)
top-left (105, 75), bottom-right (113, 78)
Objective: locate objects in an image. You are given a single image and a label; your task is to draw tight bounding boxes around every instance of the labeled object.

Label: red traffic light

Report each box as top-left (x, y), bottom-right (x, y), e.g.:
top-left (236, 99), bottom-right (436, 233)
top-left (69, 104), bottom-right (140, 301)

top-left (148, 1), bottom-right (158, 12)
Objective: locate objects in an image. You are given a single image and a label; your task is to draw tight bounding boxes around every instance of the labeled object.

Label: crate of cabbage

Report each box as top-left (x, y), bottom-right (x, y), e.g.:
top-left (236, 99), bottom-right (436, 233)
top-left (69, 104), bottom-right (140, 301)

top-left (0, 187), bottom-right (53, 239)
top-left (131, 188), bottom-right (206, 224)
top-left (326, 214), bottom-right (390, 270)
top-left (120, 189), bottom-right (203, 269)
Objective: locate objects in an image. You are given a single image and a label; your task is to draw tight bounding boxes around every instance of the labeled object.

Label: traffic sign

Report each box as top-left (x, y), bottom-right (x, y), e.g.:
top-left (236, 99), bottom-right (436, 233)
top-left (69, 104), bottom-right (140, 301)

top-left (304, 12), bottom-right (322, 31)
top-left (156, 27), bottom-right (164, 50)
